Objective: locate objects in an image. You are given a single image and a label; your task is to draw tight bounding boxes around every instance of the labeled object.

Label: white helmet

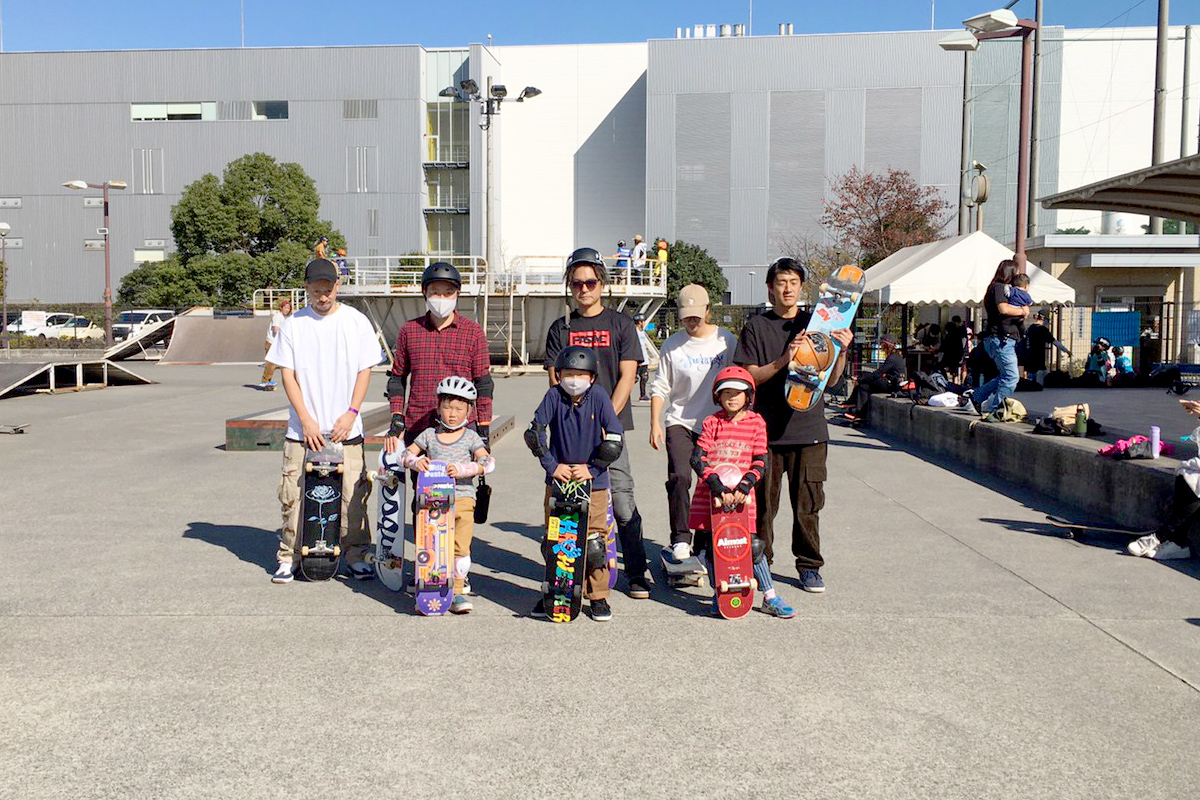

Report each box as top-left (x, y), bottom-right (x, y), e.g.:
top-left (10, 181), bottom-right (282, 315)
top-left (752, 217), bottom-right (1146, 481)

top-left (436, 375), bottom-right (477, 403)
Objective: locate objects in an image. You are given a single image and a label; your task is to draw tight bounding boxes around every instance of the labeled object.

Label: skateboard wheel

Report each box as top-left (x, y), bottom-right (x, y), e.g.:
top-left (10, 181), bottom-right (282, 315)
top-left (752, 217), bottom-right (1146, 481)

top-left (417, 550), bottom-right (432, 565)
top-left (333, 546), bottom-right (341, 557)
top-left (304, 462), bottom-right (314, 474)
top-left (819, 282), bottom-right (830, 293)
top-left (335, 463), bottom-right (344, 475)
top-left (301, 546), bottom-right (310, 557)
top-left (719, 580), bottom-right (729, 593)
top-left (750, 579), bottom-right (758, 591)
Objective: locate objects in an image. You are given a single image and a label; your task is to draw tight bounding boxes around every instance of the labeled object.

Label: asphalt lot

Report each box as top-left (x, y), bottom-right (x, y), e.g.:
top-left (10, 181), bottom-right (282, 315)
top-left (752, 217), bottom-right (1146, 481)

top-left (2, 365), bottom-right (1199, 799)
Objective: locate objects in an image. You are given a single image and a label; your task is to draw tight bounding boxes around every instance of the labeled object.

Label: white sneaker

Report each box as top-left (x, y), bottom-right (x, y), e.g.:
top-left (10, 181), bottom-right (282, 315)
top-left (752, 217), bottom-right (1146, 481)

top-left (1127, 532), bottom-right (1162, 558)
top-left (671, 542), bottom-right (692, 561)
top-left (271, 561), bottom-right (295, 583)
top-left (1152, 542), bottom-right (1192, 560)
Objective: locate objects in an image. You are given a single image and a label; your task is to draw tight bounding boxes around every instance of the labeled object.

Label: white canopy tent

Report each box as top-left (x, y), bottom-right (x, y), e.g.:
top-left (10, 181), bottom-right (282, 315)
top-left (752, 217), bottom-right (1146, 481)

top-left (863, 231), bottom-right (1076, 306)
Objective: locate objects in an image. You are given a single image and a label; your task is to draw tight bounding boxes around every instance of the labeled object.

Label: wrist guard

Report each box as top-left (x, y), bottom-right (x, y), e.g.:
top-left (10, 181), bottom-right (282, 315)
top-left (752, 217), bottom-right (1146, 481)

top-left (388, 414), bottom-right (405, 438)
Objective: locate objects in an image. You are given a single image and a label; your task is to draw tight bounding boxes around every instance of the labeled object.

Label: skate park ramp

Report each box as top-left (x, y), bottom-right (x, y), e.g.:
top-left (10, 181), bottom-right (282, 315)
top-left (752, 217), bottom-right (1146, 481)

top-left (104, 315), bottom-right (177, 361)
top-left (0, 358), bottom-right (153, 399)
top-left (159, 309), bottom-right (268, 365)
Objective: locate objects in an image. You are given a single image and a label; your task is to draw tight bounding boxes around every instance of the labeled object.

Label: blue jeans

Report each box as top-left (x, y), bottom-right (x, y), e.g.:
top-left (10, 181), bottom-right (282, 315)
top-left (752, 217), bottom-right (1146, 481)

top-left (975, 336), bottom-right (1019, 413)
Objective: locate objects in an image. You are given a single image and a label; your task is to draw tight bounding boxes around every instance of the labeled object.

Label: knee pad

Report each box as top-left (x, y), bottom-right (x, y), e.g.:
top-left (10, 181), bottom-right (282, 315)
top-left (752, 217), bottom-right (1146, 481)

top-left (586, 536), bottom-right (606, 571)
top-left (751, 536), bottom-right (766, 561)
top-left (454, 556), bottom-right (471, 578)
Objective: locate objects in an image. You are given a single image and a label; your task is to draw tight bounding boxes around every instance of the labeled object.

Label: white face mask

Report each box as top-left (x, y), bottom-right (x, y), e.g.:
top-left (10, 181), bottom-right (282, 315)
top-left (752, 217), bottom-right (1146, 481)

top-left (439, 415), bottom-right (468, 431)
top-left (559, 376), bottom-right (592, 397)
top-left (426, 295), bottom-right (456, 319)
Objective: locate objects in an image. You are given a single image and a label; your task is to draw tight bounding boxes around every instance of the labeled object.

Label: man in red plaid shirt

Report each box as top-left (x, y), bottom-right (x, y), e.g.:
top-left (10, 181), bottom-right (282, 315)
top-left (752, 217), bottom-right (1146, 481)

top-left (384, 263), bottom-right (493, 449)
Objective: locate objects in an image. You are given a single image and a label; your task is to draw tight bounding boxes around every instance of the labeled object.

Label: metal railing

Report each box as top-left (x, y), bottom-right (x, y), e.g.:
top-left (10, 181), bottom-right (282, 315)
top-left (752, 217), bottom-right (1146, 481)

top-left (338, 255), bottom-right (488, 296)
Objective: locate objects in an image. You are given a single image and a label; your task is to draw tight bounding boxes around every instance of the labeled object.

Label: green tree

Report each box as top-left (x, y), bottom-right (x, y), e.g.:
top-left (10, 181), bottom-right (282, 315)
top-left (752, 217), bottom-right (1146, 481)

top-left (662, 239), bottom-right (728, 306)
top-left (119, 153), bottom-right (343, 307)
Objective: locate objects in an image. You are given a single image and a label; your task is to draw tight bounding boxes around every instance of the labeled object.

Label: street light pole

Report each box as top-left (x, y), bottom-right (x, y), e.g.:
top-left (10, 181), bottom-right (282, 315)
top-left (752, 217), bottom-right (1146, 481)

top-left (0, 222), bottom-right (9, 349)
top-left (64, 179), bottom-right (126, 347)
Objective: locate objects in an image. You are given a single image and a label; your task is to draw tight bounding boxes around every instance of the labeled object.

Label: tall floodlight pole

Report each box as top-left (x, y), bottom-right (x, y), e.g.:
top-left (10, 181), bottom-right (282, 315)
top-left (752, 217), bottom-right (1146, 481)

top-left (1028, 0), bottom-right (1043, 238)
top-left (64, 179), bottom-right (127, 346)
top-left (1150, 0), bottom-right (1170, 234)
top-left (0, 222), bottom-right (9, 349)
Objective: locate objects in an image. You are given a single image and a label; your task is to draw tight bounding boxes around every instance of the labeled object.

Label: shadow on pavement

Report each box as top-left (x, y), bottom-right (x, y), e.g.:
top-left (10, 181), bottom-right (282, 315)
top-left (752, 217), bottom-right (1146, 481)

top-left (183, 522), bottom-right (278, 572)
top-left (1187, 618), bottom-right (1200, 627)
top-left (828, 439), bottom-right (893, 451)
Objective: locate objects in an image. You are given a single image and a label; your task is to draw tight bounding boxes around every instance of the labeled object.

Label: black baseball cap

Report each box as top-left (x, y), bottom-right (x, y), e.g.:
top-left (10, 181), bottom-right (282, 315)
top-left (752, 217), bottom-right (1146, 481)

top-left (305, 258), bottom-right (338, 283)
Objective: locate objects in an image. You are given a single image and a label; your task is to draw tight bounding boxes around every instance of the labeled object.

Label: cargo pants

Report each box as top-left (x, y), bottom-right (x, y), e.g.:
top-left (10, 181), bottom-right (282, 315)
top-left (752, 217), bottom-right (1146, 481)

top-left (278, 439), bottom-right (372, 565)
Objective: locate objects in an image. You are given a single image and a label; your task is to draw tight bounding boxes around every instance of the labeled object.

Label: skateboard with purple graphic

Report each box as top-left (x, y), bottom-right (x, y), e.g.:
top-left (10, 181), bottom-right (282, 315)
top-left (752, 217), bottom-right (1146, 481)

top-left (784, 264), bottom-right (864, 412)
top-left (605, 496), bottom-right (618, 588)
top-left (414, 461), bottom-right (455, 615)
top-left (543, 479), bottom-right (590, 623)
top-left (299, 444), bottom-right (344, 582)
top-left (710, 464), bottom-right (755, 619)
top-left (367, 449), bottom-right (406, 592)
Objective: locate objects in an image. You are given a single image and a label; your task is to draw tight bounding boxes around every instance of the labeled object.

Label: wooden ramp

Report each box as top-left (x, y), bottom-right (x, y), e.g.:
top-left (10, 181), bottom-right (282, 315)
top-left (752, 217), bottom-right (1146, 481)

top-left (0, 359), bottom-right (154, 399)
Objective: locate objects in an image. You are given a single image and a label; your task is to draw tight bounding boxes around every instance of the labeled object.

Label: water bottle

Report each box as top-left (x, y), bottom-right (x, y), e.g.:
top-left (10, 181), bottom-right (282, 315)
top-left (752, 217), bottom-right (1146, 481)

top-left (1074, 405), bottom-right (1087, 437)
top-left (1150, 425), bottom-right (1161, 458)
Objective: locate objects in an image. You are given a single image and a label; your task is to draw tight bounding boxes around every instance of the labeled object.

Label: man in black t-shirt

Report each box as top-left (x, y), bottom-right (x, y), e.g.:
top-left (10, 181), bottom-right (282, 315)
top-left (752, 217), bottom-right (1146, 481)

top-left (545, 247), bottom-right (650, 598)
top-left (734, 257), bottom-right (853, 593)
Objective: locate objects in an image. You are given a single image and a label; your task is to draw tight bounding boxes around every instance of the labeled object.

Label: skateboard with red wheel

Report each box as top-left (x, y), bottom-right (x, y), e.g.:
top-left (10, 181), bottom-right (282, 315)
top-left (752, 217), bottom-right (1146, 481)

top-left (784, 264), bottom-right (865, 411)
top-left (414, 461), bottom-right (455, 615)
top-left (299, 443), bottom-right (344, 582)
top-left (710, 464), bottom-right (755, 619)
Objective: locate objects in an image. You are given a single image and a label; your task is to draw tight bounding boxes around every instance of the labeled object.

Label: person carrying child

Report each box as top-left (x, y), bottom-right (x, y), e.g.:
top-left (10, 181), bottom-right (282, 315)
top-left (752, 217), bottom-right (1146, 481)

top-left (525, 345), bottom-right (625, 622)
top-left (398, 376), bottom-right (495, 614)
top-left (688, 366), bottom-right (795, 618)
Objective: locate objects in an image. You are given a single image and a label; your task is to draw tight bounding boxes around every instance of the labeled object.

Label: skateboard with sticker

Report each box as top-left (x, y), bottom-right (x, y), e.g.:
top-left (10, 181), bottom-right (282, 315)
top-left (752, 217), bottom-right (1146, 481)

top-left (299, 443), bottom-right (344, 581)
top-left (543, 479), bottom-right (590, 623)
top-left (710, 465), bottom-right (755, 619)
top-left (605, 495), bottom-right (619, 588)
top-left (414, 461), bottom-right (455, 615)
top-left (784, 264), bottom-right (865, 412)
top-left (368, 449), bottom-right (406, 591)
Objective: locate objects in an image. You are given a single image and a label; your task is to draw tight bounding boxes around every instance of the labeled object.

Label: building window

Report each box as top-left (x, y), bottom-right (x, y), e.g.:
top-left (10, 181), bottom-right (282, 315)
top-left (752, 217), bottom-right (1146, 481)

top-left (132, 102), bottom-right (216, 121)
top-left (132, 148), bottom-right (164, 195)
top-left (344, 100), bottom-right (379, 120)
top-left (219, 101), bottom-right (252, 120)
top-left (425, 102), bottom-right (470, 163)
top-left (133, 248), bottom-right (166, 263)
top-left (346, 147), bottom-right (379, 193)
top-left (367, 209), bottom-right (380, 238)
top-left (424, 168), bottom-right (469, 209)
top-left (252, 101), bottom-right (289, 120)
top-left (426, 214), bottom-right (470, 256)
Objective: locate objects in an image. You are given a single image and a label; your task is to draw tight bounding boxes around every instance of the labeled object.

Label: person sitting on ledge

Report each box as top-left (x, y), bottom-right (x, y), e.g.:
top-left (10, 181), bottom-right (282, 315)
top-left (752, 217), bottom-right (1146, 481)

top-left (1128, 398), bottom-right (1200, 561)
top-left (842, 334), bottom-right (905, 422)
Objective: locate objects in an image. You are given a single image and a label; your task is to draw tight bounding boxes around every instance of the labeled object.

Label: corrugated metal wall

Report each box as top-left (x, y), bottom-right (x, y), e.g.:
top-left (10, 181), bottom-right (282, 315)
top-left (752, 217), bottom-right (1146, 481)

top-left (0, 46), bottom-right (425, 302)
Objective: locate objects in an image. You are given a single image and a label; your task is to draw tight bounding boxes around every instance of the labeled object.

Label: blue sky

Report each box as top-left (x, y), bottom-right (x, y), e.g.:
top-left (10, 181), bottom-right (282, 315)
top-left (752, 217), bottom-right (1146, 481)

top-left (1, 0), bottom-right (1196, 51)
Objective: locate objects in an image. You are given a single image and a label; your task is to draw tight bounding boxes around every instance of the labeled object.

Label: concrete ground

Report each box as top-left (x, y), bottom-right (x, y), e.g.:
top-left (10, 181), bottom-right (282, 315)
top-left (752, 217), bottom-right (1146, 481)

top-left (2, 365), bottom-right (1200, 799)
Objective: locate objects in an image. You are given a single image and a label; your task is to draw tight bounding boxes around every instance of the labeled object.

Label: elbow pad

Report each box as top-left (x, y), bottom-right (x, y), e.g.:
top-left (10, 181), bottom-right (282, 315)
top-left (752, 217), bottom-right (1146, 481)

top-left (474, 372), bottom-right (495, 400)
top-left (524, 423), bottom-right (547, 457)
top-left (591, 432), bottom-right (623, 470)
top-left (386, 372), bottom-right (408, 401)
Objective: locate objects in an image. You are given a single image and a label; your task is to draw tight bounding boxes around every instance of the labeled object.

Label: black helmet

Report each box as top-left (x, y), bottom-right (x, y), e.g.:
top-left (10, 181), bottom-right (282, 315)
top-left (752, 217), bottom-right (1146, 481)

top-left (421, 262), bottom-right (462, 291)
top-left (566, 247), bottom-right (605, 270)
top-left (555, 345), bottom-right (599, 375)
top-left (617, 240), bottom-right (627, 248)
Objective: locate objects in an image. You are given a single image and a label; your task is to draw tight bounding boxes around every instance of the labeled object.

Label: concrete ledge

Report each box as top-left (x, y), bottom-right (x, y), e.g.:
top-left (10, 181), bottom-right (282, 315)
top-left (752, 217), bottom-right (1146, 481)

top-left (866, 395), bottom-right (1176, 529)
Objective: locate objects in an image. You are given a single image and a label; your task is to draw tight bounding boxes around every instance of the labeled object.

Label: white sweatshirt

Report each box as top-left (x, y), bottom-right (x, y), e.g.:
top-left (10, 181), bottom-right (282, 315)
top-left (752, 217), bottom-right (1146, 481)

top-left (650, 327), bottom-right (738, 432)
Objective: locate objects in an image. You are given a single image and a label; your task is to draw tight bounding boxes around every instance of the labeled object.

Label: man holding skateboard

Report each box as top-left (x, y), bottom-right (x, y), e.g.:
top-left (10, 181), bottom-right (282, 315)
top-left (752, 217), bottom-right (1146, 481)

top-left (544, 247), bottom-right (650, 599)
top-left (267, 258), bottom-right (386, 584)
top-left (734, 257), bottom-right (852, 593)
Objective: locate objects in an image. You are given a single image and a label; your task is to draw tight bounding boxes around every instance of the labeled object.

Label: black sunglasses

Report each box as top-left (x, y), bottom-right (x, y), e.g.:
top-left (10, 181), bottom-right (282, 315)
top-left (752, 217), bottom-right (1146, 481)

top-left (570, 279), bottom-right (600, 291)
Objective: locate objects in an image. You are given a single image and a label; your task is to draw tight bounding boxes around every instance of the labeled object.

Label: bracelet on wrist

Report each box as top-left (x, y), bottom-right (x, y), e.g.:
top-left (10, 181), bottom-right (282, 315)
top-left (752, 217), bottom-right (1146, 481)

top-left (348, 407), bottom-right (359, 415)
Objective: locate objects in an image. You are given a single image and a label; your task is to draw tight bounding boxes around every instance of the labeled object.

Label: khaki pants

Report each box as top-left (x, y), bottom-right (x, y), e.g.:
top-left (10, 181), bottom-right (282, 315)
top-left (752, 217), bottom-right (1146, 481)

top-left (543, 486), bottom-right (610, 601)
top-left (261, 342), bottom-right (276, 384)
top-left (453, 497), bottom-right (476, 593)
top-left (278, 440), bottom-right (371, 564)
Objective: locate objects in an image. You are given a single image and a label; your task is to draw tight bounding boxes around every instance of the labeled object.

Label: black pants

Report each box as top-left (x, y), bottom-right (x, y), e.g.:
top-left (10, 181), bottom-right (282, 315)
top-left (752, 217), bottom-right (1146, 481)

top-left (665, 425), bottom-right (700, 545)
top-left (1161, 476), bottom-right (1200, 546)
top-left (637, 365), bottom-right (649, 399)
top-left (849, 376), bottom-right (894, 415)
top-left (755, 442), bottom-right (828, 570)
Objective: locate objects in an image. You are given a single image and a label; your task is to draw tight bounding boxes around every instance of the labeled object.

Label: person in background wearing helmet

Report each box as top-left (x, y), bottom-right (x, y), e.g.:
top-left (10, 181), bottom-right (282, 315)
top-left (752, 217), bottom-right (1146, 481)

top-left (734, 257), bottom-right (853, 594)
top-left (688, 366), bottom-right (794, 618)
top-left (399, 376), bottom-right (496, 614)
top-left (633, 313), bottom-right (653, 402)
top-left (525, 345), bottom-right (625, 621)
top-left (267, 258), bottom-right (386, 584)
top-left (545, 247), bottom-right (651, 599)
top-left (649, 284), bottom-right (738, 562)
top-left (611, 240), bottom-right (632, 281)
top-left (386, 261), bottom-right (494, 450)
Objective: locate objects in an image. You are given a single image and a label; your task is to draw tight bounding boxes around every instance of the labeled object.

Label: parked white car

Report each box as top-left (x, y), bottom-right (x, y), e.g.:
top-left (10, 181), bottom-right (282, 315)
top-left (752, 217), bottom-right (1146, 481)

top-left (113, 309), bottom-right (175, 341)
top-left (25, 314), bottom-right (105, 340)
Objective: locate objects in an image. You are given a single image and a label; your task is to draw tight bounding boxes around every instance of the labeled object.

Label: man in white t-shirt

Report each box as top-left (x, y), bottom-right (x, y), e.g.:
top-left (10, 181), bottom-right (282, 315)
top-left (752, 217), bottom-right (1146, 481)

top-left (259, 298), bottom-right (293, 390)
top-left (265, 258), bottom-right (385, 584)
top-left (631, 234), bottom-right (648, 283)
top-left (648, 284), bottom-right (737, 558)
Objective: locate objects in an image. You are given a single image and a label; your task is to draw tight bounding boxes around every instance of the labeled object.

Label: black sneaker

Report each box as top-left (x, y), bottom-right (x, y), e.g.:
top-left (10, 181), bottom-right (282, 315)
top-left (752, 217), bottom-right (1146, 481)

top-left (531, 597), bottom-right (547, 618)
top-left (627, 576), bottom-right (651, 599)
top-left (589, 598), bottom-right (613, 621)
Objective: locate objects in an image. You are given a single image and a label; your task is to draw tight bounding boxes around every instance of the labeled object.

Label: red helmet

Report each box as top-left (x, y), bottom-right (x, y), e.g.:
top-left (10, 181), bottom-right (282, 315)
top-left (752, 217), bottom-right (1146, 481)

top-left (712, 365), bottom-right (756, 406)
